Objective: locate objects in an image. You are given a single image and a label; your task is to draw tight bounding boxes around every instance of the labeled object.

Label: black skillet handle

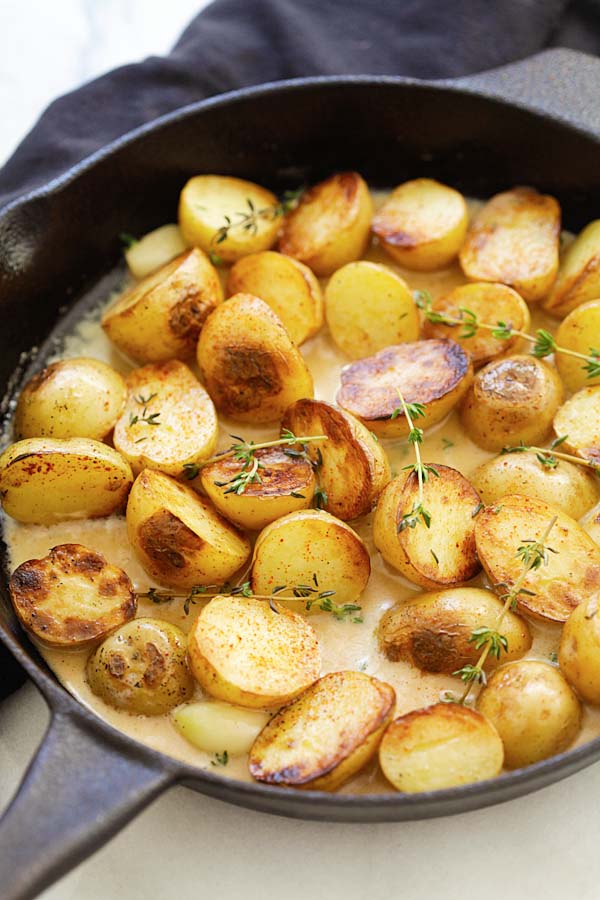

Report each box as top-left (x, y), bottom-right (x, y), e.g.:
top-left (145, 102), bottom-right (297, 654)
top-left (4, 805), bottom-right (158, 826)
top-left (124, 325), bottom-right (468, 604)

top-left (0, 708), bottom-right (176, 900)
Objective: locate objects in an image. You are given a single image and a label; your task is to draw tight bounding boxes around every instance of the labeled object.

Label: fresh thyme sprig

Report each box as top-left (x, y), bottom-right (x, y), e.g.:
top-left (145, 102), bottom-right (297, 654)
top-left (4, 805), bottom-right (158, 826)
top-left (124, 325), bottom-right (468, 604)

top-left (129, 392), bottom-right (161, 427)
top-left (502, 437), bottom-right (600, 474)
top-left (211, 188), bottom-right (303, 248)
top-left (119, 232), bottom-right (138, 249)
top-left (211, 750), bottom-right (229, 767)
top-left (392, 391), bottom-right (438, 531)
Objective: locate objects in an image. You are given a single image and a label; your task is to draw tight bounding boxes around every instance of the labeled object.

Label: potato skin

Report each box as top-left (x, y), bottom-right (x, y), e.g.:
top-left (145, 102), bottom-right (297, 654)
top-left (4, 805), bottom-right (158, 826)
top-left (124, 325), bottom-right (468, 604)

top-left (249, 671), bottom-right (395, 790)
top-left (461, 355), bottom-right (564, 452)
top-left (379, 703), bottom-right (504, 792)
top-left (87, 617), bottom-right (194, 715)
top-left (477, 661), bottom-right (581, 769)
top-left (378, 587), bottom-right (531, 674)
top-left (553, 386), bottom-right (600, 466)
top-left (555, 300), bottom-right (600, 392)
top-left (197, 293), bottom-right (314, 424)
top-left (9, 544), bottom-right (136, 649)
top-left (543, 219), bottom-right (600, 318)
top-left (279, 172), bottom-right (373, 276)
top-left (559, 597), bottom-right (600, 705)
top-left (14, 358), bottom-right (127, 441)
top-left (336, 339), bottom-right (472, 438)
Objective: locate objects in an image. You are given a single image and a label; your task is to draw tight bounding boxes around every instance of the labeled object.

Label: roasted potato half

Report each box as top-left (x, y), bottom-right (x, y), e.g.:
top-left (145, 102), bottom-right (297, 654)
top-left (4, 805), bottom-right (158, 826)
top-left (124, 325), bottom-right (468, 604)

top-left (9, 544), bottom-right (136, 649)
top-left (373, 466), bottom-right (481, 590)
top-left (249, 671), bottom-right (395, 791)
top-left (372, 178), bottom-right (468, 271)
top-left (324, 261), bottom-right (420, 359)
top-left (227, 251), bottom-right (323, 345)
top-left (172, 701), bottom-right (270, 756)
top-left (461, 355), bottom-right (564, 452)
top-left (279, 172), bottom-right (373, 276)
top-left (113, 360), bottom-right (217, 477)
top-left (178, 175), bottom-right (280, 263)
top-left (281, 398), bottom-right (390, 520)
top-left (459, 187), bottom-right (560, 302)
top-left (201, 447), bottom-right (315, 530)
top-left (475, 494), bottom-right (600, 622)
top-left (543, 219), bottom-right (600, 318)
top-left (126, 469), bottom-right (251, 589)
top-left (379, 703), bottom-right (504, 793)
top-left (102, 248), bottom-right (223, 363)
top-left (87, 617), bottom-right (194, 715)
top-left (477, 660), bottom-right (581, 769)
top-left (378, 587), bottom-right (531, 674)
top-left (197, 293), bottom-right (314, 424)
top-left (559, 596), bottom-right (600, 705)
top-left (422, 282), bottom-right (531, 368)
top-left (336, 339), bottom-right (472, 438)
top-left (553, 386), bottom-right (600, 466)
top-left (554, 300), bottom-right (600, 392)
top-left (14, 357), bottom-right (127, 441)
top-left (125, 224), bottom-right (188, 280)
top-left (187, 595), bottom-right (321, 708)
top-left (0, 437), bottom-right (133, 525)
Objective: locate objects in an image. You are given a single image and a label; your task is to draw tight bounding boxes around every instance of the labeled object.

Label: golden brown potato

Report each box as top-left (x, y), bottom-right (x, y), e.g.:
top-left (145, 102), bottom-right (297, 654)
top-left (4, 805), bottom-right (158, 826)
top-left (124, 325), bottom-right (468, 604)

top-left (200, 447), bottom-right (315, 530)
top-left (281, 398), bottom-right (390, 520)
top-left (554, 300), bottom-right (600, 392)
top-left (197, 293), bottom-right (314, 424)
top-left (471, 450), bottom-right (599, 519)
top-left (126, 468), bottom-right (251, 589)
top-left (373, 466), bottom-right (481, 590)
top-left (372, 178), bottom-right (468, 271)
top-left (172, 701), bottom-right (270, 756)
top-left (422, 282), bottom-right (531, 368)
top-left (102, 248), bottom-right (223, 363)
top-left (477, 660), bottom-right (581, 768)
top-left (379, 703), bottom-right (504, 792)
top-left (324, 261), bottom-right (420, 358)
top-left (459, 187), bottom-right (560, 302)
top-left (113, 360), bottom-right (217, 477)
top-left (9, 544), bottom-right (136, 649)
top-left (0, 437), bottom-right (133, 525)
top-left (461, 355), bottom-right (564, 452)
top-left (249, 671), bottom-right (395, 790)
top-left (187, 595), bottom-right (321, 708)
top-left (543, 220), bottom-right (600, 318)
top-left (14, 358), bottom-right (127, 441)
top-left (178, 175), bottom-right (280, 263)
top-left (336, 339), bottom-right (472, 438)
top-left (559, 596), bottom-right (600, 704)
top-left (378, 587), bottom-right (531, 674)
top-left (125, 224), bottom-right (188, 280)
top-left (251, 509), bottom-right (370, 607)
top-left (87, 617), bottom-right (194, 715)
top-left (475, 494), bottom-right (600, 622)
top-left (227, 251), bottom-right (323, 345)
top-left (553, 386), bottom-right (600, 466)
top-left (279, 172), bottom-right (373, 276)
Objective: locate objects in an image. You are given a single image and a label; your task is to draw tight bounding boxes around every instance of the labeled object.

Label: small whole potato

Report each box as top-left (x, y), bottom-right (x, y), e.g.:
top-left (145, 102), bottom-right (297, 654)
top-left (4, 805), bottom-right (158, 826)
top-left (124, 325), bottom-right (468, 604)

top-left (554, 300), bottom-right (600, 392)
top-left (559, 596), bottom-right (600, 705)
top-left (543, 219), bottom-right (600, 318)
top-left (125, 224), bottom-right (188, 280)
top-left (477, 660), bottom-right (581, 769)
top-left (87, 617), bottom-right (194, 715)
top-left (553, 386), bottom-right (600, 466)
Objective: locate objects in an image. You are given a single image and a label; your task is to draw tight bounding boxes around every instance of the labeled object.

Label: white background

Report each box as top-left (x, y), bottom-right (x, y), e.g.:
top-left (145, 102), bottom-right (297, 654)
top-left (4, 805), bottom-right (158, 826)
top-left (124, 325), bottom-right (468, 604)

top-left (1, 1), bottom-right (600, 898)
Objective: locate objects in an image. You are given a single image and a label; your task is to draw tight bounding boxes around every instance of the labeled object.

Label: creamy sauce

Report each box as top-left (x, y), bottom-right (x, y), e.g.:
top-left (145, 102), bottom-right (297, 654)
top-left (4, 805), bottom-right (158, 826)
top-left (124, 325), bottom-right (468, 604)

top-left (4, 193), bottom-right (600, 794)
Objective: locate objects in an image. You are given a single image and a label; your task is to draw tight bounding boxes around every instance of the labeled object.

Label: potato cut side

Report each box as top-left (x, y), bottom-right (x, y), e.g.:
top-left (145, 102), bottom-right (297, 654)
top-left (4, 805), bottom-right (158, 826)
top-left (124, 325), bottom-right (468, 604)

top-left (227, 251), bottom-right (323, 345)
top-left (87, 617), bottom-right (194, 716)
top-left (324, 261), bottom-right (419, 359)
top-left (553, 386), bottom-right (600, 466)
top-left (475, 494), bottom-right (600, 622)
top-left (178, 175), bottom-right (280, 262)
top-left (559, 597), bottom-right (600, 705)
top-left (9, 544), bottom-right (136, 649)
top-left (373, 466), bottom-right (481, 590)
top-left (422, 282), bottom-right (531, 368)
top-left (378, 587), bottom-right (531, 675)
top-left (543, 220), bottom-right (600, 318)
top-left (459, 187), bottom-right (560, 302)
top-left (461, 355), bottom-right (564, 452)
top-left (187, 595), bottom-right (321, 708)
top-left (281, 398), bottom-right (390, 520)
top-left (172, 701), bottom-right (270, 756)
top-left (249, 671), bottom-right (395, 790)
top-left (125, 224), bottom-right (188, 280)
top-left (102, 248), bottom-right (223, 363)
top-left (0, 437), bottom-right (133, 525)
top-left (279, 172), bottom-right (373, 276)
top-left (126, 468), bottom-right (251, 589)
top-left (201, 446), bottom-right (315, 530)
top-left (555, 300), bottom-right (600, 392)
top-left (336, 339), bottom-right (472, 438)
top-left (14, 357), bottom-right (127, 441)
top-left (372, 178), bottom-right (468, 271)
top-left (113, 360), bottom-right (217, 476)
top-left (251, 508), bottom-right (370, 608)
top-left (379, 703), bottom-right (503, 792)
top-left (197, 293), bottom-right (313, 423)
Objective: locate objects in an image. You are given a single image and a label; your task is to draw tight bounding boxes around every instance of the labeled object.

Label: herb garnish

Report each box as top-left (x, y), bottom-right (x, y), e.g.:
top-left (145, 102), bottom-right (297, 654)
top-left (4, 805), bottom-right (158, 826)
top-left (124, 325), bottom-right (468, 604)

top-left (119, 232), bottom-right (138, 249)
top-left (392, 391), bottom-right (438, 531)
top-left (211, 751), bottom-right (229, 767)
top-left (502, 437), bottom-right (600, 474)
top-left (129, 392), bottom-right (161, 427)
top-left (211, 189), bottom-right (303, 248)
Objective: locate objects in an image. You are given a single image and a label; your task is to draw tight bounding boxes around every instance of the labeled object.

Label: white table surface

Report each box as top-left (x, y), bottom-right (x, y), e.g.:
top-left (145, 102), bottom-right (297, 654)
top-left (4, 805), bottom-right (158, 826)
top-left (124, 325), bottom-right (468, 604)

top-left (1, 2), bottom-right (600, 898)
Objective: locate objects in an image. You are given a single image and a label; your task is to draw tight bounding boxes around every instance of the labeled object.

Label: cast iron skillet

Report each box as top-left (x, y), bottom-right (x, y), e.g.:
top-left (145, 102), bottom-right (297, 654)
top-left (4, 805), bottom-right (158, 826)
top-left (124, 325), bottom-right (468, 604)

top-left (0, 47), bottom-right (599, 900)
